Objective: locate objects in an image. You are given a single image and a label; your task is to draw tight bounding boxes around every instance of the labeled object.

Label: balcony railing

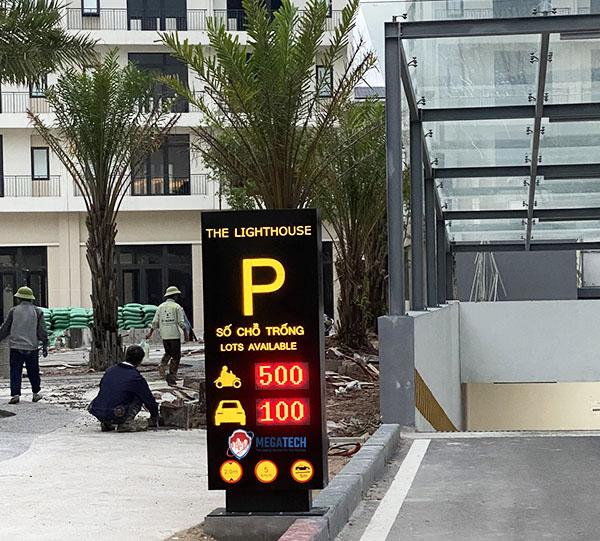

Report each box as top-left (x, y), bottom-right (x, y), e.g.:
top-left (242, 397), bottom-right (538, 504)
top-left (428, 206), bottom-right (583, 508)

top-left (74, 175), bottom-right (208, 197)
top-left (0, 176), bottom-right (61, 197)
top-left (131, 174), bottom-right (209, 196)
top-left (213, 9), bottom-right (342, 31)
top-left (65, 8), bottom-right (207, 31)
top-left (0, 92), bottom-right (52, 114)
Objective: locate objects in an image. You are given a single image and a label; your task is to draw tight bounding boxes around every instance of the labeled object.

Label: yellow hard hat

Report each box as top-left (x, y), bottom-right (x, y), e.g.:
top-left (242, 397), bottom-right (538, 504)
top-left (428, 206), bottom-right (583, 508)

top-left (14, 286), bottom-right (35, 300)
top-left (164, 286), bottom-right (182, 297)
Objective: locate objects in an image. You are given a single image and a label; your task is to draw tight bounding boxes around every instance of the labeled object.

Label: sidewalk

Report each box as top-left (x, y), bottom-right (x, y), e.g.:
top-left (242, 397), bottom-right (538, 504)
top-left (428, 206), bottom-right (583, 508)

top-left (0, 345), bottom-right (222, 541)
top-left (0, 404), bottom-right (223, 541)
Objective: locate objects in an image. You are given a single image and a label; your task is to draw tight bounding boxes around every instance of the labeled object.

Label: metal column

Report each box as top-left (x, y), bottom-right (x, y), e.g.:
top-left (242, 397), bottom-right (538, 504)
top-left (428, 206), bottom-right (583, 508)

top-left (446, 249), bottom-right (454, 300)
top-left (425, 176), bottom-right (437, 307)
top-left (436, 220), bottom-right (447, 304)
top-left (410, 120), bottom-right (425, 310)
top-left (384, 22), bottom-right (405, 315)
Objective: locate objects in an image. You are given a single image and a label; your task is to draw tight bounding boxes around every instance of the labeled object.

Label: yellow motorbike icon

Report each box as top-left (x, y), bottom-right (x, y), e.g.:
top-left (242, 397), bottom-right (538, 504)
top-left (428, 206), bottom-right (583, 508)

top-left (215, 366), bottom-right (242, 389)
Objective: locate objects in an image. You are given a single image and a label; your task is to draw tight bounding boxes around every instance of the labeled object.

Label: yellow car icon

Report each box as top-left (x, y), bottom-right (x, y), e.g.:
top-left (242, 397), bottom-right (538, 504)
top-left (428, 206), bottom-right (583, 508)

top-left (215, 400), bottom-right (246, 426)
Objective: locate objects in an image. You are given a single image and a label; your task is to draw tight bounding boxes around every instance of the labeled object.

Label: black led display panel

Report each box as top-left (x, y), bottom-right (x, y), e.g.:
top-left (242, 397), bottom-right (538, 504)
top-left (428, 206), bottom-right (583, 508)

top-left (202, 209), bottom-right (327, 492)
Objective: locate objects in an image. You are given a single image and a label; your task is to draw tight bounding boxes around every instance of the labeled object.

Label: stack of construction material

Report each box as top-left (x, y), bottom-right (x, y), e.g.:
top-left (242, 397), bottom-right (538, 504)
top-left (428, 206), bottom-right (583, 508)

top-left (51, 308), bottom-right (70, 332)
top-left (40, 307), bottom-right (53, 335)
top-left (142, 304), bottom-right (157, 328)
top-left (122, 303), bottom-right (145, 329)
top-left (69, 307), bottom-right (89, 329)
top-left (87, 308), bottom-right (94, 327)
top-left (118, 306), bottom-right (124, 330)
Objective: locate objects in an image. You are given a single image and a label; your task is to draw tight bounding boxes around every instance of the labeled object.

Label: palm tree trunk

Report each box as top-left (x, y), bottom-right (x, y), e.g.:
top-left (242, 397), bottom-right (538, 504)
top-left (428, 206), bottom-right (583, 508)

top-left (86, 211), bottom-right (123, 370)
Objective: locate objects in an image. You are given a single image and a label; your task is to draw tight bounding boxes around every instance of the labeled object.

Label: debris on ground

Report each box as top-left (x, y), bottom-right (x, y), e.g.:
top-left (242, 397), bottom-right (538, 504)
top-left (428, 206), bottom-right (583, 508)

top-left (325, 342), bottom-right (380, 439)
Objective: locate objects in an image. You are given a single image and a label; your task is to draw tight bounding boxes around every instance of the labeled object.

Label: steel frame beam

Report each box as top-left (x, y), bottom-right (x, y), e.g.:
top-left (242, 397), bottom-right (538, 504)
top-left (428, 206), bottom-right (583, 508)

top-left (435, 163), bottom-right (600, 180)
top-left (436, 220), bottom-right (447, 304)
top-left (421, 103), bottom-right (600, 123)
top-left (399, 42), bottom-right (445, 220)
top-left (425, 176), bottom-right (437, 307)
top-left (452, 241), bottom-right (600, 253)
top-left (384, 22), bottom-right (406, 315)
top-left (445, 207), bottom-right (600, 221)
top-left (396, 14), bottom-right (600, 40)
top-left (525, 33), bottom-right (551, 250)
top-left (410, 120), bottom-right (425, 311)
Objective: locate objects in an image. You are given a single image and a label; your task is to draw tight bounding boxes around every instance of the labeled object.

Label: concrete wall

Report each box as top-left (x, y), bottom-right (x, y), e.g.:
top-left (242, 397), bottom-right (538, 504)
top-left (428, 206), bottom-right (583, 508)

top-left (461, 300), bottom-right (600, 383)
top-left (379, 303), bottom-right (462, 430)
top-left (456, 251), bottom-right (577, 301)
top-left (413, 303), bottom-right (462, 431)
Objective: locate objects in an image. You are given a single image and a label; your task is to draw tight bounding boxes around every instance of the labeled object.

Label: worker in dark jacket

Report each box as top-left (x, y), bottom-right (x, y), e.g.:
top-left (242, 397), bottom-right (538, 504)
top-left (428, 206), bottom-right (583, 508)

top-left (0, 286), bottom-right (48, 404)
top-left (89, 345), bottom-right (160, 432)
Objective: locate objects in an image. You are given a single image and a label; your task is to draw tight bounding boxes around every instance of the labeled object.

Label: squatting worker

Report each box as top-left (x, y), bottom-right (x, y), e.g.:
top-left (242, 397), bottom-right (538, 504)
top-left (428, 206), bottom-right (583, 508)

top-left (88, 345), bottom-right (160, 432)
top-left (146, 286), bottom-right (189, 386)
top-left (0, 286), bottom-right (48, 405)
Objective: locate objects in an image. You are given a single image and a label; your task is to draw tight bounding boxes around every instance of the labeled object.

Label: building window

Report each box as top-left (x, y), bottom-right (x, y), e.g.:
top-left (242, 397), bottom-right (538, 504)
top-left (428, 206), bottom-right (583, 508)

top-left (132, 135), bottom-right (190, 195)
top-left (31, 148), bottom-right (49, 180)
top-left (127, 0), bottom-right (187, 31)
top-left (115, 244), bottom-right (193, 324)
top-left (128, 53), bottom-right (189, 112)
top-left (446, 0), bottom-right (463, 16)
top-left (82, 0), bottom-right (100, 16)
top-left (316, 65), bottom-right (333, 98)
top-left (0, 247), bottom-right (48, 319)
top-left (29, 76), bottom-right (47, 98)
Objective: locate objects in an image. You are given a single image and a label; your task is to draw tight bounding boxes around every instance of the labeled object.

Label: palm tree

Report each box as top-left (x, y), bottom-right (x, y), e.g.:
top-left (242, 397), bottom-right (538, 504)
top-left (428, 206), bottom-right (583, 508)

top-left (29, 52), bottom-right (177, 370)
top-left (0, 0), bottom-right (97, 85)
top-left (318, 100), bottom-right (387, 349)
top-left (160, 0), bottom-right (375, 210)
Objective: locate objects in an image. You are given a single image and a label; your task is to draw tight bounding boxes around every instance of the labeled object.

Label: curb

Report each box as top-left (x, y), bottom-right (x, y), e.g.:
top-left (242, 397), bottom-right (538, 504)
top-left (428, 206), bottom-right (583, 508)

top-left (278, 424), bottom-right (401, 541)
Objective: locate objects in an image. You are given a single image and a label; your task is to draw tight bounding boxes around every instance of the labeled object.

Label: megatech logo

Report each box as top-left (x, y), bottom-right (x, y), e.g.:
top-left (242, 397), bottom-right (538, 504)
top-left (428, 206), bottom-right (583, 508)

top-left (255, 436), bottom-right (307, 452)
top-left (227, 429), bottom-right (254, 459)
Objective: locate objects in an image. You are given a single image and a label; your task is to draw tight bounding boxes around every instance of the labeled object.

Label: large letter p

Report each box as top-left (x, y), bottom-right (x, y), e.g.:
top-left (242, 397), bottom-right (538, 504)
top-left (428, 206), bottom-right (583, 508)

top-left (242, 258), bottom-right (286, 316)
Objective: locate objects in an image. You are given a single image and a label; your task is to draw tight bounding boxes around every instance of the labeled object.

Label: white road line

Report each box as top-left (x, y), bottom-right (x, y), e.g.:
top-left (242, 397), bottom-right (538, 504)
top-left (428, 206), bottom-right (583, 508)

top-left (359, 438), bottom-right (431, 541)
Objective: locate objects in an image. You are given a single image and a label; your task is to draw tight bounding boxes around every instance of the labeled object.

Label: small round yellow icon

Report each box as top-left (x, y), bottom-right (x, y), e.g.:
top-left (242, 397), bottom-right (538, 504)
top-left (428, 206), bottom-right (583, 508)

top-left (255, 460), bottom-right (278, 483)
top-left (291, 459), bottom-right (314, 483)
top-left (220, 460), bottom-right (243, 484)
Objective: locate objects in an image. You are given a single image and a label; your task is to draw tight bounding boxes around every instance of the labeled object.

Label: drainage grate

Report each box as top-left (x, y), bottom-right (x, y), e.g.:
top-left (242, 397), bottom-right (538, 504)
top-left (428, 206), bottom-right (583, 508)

top-left (0, 409), bottom-right (16, 418)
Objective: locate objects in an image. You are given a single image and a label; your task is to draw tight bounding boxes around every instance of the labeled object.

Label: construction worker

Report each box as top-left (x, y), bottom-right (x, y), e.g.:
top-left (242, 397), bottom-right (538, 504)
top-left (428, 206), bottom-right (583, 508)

top-left (88, 345), bottom-right (160, 432)
top-left (146, 286), bottom-right (188, 385)
top-left (0, 286), bottom-right (48, 404)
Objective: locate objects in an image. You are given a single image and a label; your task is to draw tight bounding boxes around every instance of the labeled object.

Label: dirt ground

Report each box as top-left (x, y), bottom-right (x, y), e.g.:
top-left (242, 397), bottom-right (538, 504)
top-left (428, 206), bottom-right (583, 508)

top-left (326, 382), bottom-right (380, 438)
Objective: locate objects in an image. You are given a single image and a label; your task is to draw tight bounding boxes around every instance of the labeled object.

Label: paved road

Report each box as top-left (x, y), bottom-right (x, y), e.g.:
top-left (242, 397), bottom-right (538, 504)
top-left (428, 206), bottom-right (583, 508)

top-left (338, 434), bottom-right (600, 541)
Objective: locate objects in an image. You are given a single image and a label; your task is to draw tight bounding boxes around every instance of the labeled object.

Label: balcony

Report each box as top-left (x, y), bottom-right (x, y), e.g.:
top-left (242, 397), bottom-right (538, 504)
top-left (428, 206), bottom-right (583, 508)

top-left (74, 175), bottom-right (209, 197)
top-left (65, 7), bottom-right (342, 33)
top-left (213, 9), bottom-right (342, 31)
top-left (0, 176), bottom-right (61, 197)
top-left (131, 174), bottom-right (209, 196)
top-left (65, 8), bottom-right (207, 31)
top-left (0, 93), bottom-right (52, 114)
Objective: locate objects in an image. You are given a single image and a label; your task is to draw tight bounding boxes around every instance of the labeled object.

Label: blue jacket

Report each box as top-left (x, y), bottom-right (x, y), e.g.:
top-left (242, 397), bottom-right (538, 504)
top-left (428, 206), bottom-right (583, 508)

top-left (90, 363), bottom-right (159, 421)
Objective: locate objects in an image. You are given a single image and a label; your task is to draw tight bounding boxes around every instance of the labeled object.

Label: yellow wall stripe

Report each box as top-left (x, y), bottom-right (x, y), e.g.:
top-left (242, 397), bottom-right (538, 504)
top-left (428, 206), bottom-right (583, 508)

top-left (415, 369), bottom-right (458, 432)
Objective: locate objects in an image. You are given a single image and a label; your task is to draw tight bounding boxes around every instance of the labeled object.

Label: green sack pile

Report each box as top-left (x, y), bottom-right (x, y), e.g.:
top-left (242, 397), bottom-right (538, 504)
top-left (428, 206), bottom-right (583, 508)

top-left (121, 303), bottom-right (146, 330)
top-left (69, 307), bottom-right (89, 329)
top-left (141, 305), bottom-right (157, 328)
top-left (51, 308), bottom-right (70, 331)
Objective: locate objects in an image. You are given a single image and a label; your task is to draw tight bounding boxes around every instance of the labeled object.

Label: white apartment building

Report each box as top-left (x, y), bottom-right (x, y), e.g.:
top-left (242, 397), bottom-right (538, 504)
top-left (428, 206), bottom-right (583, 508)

top-left (0, 0), bottom-right (342, 329)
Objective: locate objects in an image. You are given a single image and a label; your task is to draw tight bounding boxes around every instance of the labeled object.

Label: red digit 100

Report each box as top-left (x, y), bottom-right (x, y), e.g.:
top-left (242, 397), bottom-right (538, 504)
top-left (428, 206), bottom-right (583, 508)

top-left (256, 399), bottom-right (310, 425)
top-left (255, 362), bottom-right (309, 389)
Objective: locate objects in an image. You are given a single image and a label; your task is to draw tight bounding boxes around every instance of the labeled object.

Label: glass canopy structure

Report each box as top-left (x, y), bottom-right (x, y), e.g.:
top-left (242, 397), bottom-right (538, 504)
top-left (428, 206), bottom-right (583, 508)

top-left (384, 3), bottom-right (600, 313)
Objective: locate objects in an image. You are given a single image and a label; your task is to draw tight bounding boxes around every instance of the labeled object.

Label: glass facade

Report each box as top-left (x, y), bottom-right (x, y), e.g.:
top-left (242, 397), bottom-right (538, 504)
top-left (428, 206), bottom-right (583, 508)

top-left (382, 2), bottom-right (600, 244)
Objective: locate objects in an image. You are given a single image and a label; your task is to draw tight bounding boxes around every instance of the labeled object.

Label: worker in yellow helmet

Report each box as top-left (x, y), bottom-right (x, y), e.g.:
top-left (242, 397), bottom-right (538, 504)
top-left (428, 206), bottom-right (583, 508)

top-left (146, 286), bottom-right (189, 385)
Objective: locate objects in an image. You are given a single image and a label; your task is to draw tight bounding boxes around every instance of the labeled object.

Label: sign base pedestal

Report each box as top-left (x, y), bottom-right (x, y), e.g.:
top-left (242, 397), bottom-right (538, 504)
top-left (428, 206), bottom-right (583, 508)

top-left (227, 489), bottom-right (311, 512)
top-left (204, 505), bottom-right (327, 541)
